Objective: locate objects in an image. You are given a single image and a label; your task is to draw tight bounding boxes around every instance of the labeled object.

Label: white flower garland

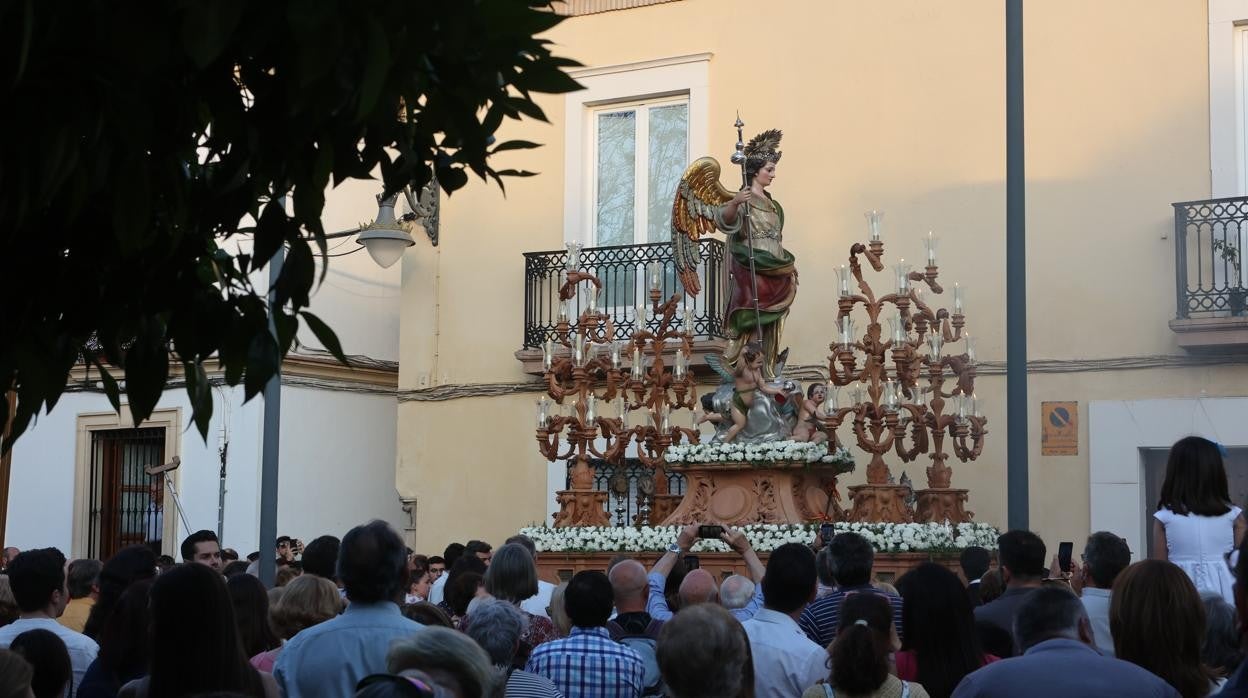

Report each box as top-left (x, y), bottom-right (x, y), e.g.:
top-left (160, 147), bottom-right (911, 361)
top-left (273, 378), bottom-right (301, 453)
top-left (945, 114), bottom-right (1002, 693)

top-left (664, 440), bottom-right (855, 466)
top-left (520, 521), bottom-right (999, 554)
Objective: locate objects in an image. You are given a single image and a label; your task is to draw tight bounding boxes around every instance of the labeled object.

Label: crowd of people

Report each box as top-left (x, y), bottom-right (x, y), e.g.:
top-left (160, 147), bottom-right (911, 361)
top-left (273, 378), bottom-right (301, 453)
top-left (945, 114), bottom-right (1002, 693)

top-left (0, 434), bottom-right (1244, 697)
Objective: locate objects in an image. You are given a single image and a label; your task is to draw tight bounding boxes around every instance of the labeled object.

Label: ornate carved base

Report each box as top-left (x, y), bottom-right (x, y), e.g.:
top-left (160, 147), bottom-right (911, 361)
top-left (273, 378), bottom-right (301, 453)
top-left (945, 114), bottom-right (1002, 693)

top-left (914, 488), bottom-right (974, 523)
top-left (643, 494), bottom-right (683, 526)
top-left (846, 484), bottom-right (914, 523)
top-left (552, 490), bottom-right (610, 527)
top-left (659, 462), bottom-right (848, 526)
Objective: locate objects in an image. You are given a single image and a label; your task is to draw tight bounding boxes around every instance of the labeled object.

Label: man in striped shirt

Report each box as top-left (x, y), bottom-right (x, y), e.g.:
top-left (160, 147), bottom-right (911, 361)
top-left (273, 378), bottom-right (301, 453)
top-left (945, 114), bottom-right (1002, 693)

top-left (798, 531), bottom-right (904, 648)
top-left (527, 570), bottom-right (645, 698)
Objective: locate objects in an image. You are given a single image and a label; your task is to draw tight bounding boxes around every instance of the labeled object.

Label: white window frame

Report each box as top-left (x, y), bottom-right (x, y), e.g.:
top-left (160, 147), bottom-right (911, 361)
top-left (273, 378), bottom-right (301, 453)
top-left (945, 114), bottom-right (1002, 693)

top-left (1209, 1), bottom-right (1248, 196)
top-left (562, 53), bottom-right (711, 250)
top-left (588, 96), bottom-right (691, 248)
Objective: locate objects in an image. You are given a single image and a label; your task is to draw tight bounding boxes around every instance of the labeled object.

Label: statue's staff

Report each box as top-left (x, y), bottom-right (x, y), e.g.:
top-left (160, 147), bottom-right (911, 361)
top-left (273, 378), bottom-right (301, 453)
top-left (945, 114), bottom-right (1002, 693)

top-left (730, 114), bottom-right (765, 338)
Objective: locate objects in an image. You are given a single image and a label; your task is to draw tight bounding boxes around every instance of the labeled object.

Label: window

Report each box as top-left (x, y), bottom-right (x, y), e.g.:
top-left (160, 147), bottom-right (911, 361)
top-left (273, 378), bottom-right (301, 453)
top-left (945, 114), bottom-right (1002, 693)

top-left (591, 98), bottom-right (689, 247)
top-left (87, 428), bottom-right (165, 559)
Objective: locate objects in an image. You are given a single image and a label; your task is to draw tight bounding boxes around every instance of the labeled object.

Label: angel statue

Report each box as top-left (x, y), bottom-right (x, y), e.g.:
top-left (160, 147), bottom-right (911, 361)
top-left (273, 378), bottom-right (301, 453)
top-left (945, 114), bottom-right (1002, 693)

top-left (671, 127), bottom-right (796, 380)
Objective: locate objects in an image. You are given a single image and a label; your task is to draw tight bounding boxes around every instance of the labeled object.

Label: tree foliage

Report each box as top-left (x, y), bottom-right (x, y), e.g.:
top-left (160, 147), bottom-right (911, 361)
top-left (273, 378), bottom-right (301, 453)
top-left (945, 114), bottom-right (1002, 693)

top-left (0, 0), bottom-right (582, 449)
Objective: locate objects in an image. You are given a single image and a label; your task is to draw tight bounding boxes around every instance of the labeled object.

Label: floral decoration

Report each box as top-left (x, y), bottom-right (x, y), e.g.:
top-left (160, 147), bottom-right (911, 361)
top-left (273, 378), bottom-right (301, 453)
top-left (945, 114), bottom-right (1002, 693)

top-left (664, 440), bottom-right (856, 467)
top-left (520, 521), bottom-right (999, 554)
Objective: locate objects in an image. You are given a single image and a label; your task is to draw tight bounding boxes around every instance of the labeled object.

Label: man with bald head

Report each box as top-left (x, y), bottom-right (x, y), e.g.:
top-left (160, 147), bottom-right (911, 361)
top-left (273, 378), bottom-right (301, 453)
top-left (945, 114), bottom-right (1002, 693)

top-left (645, 524), bottom-right (765, 623)
top-left (608, 559), bottom-right (660, 636)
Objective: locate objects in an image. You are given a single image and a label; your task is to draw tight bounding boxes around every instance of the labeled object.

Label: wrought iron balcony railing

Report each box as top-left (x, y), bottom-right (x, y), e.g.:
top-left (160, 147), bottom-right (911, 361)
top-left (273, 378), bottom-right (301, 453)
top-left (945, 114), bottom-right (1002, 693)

top-left (522, 239), bottom-right (728, 348)
top-left (1174, 196), bottom-right (1248, 318)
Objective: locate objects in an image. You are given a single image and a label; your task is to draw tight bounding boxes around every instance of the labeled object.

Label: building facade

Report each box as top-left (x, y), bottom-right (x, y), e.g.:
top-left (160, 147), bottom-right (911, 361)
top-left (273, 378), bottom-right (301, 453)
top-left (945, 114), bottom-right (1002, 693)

top-left (396, 0), bottom-right (1248, 558)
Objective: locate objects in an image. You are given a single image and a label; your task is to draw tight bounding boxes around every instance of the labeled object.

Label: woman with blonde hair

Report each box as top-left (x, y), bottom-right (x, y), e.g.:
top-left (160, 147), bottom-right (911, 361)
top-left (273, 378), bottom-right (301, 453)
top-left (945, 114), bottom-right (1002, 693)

top-left (250, 574), bottom-right (343, 673)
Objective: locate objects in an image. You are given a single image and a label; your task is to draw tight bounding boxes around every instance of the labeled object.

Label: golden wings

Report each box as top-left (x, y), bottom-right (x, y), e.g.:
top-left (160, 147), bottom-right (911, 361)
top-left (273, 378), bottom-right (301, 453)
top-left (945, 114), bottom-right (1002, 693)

top-left (670, 157), bottom-right (734, 295)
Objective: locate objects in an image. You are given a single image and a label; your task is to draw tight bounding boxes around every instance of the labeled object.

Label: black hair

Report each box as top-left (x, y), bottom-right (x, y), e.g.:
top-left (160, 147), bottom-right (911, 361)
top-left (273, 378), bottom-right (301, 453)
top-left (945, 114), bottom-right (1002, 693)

top-left (806, 383), bottom-right (825, 400)
top-left (427, 556), bottom-right (445, 567)
top-left (464, 540), bottom-right (492, 558)
top-left (504, 534), bottom-right (537, 558)
top-left (7, 548), bottom-right (66, 613)
top-left (1014, 586), bottom-right (1086, 651)
top-left (997, 530), bottom-right (1046, 580)
top-left (10, 629), bottom-right (71, 698)
top-left (958, 546), bottom-right (991, 583)
top-left (700, 393), bottom-right (715, 411)
top-left (302, 535), bottom-right (341, 580)
top-left (761, 543), bottom-right (817, 614)
top-left (276, 536), bottom-right (292, 546)
top-left (445, 571), bottom-right (483, 618)
top-left (180, 529), bottom-right (219, 562)
top-left (246, 551), bottom-right (260, 562)
top-left (148, 564), bottom-right (266, 696)
top-left (338, 521), bottom-right (409, 604)
top-left (1158, 436), bottom-right (1232, 516)
top-left (565, 570), bottom-right (614, 627)
top-left (896, 563), bottom-right (986, 698)
top-left (66, 558), bottom-right (102, 599)
top-left (227, 573), bottom-right (280, 658)
top-left (1083, 532), bottom-right (1131, 588)
top-left (95, 578), bottom-right (152, 684)
top-left (83, 545), bottom-right (156, 640)
top-left (221, 560), bottom-right (250, 578)
top-left (156, 554), bottom-right (175, 568)
top-left (828, 532), bottom-right (874, 587)
top-left (830, 593), bottom-right (892, 695)
top-left (442, 543), bottom-right (466, 568)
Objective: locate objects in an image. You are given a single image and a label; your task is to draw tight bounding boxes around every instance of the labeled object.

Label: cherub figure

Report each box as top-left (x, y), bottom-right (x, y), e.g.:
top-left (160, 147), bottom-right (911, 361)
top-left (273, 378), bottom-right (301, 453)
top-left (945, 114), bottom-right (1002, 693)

top-left (722, 342), bottom-right (784, 442)
top-left (790, 383), bottom-right (829, 444)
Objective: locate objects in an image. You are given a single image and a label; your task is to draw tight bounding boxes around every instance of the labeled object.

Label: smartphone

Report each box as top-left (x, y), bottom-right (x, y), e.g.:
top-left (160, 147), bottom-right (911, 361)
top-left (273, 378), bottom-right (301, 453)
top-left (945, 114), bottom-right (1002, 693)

top-left (1058, 541), bottom-right (1073, 573)
top-left (683, 555), bottom-right (700, 571)
top-left (698, 524), bottom-right (724, 540)
top-left (819, 523), bottom-right (836, 544)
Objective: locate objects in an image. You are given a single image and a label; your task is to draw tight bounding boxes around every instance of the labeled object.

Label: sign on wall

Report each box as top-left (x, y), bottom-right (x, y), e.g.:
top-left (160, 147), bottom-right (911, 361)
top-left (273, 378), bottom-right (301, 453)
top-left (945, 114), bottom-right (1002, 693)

top-left (1041, 401), bottom-right (1078, 456)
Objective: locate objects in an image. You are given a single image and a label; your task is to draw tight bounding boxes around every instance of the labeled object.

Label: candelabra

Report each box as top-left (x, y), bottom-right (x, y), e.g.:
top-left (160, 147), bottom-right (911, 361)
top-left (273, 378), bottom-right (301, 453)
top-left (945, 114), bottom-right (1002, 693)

top-left (537, 246), bottom-right (699, 527)
top-left (819, 214), bottom-right (987, 523)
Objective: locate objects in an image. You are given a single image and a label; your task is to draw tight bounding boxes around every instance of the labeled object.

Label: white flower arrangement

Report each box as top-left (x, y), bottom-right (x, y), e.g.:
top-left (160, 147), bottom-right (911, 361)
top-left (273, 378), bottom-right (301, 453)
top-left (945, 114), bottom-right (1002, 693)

top-left (664, 440), bottom-right (855, 467)
top-left (519, 521), bottom-right (999, 554)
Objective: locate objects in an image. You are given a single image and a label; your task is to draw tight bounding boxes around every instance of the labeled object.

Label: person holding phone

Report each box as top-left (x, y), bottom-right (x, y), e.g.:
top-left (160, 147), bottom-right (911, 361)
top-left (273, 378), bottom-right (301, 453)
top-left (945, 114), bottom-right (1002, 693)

top-left (645, 524), bottom-right (766, 623)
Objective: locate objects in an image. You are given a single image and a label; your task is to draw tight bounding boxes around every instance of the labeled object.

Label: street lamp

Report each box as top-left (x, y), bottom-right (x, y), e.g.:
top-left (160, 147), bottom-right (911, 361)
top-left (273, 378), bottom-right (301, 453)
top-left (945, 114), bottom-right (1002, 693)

top-left (355, 192), bottom-right (416, 269)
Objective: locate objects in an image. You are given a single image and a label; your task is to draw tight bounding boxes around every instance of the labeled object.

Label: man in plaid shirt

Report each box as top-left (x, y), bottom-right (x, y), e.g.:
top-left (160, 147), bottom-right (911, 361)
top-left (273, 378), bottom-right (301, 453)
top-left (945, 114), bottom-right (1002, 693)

top-left (526, 570), bottom-right (645, 697)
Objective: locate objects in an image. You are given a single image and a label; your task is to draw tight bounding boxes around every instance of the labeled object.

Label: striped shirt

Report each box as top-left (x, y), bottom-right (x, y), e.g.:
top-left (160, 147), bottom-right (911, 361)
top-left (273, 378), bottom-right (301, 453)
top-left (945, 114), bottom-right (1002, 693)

top-left (797, 585), bottom-right (904, 648)
top-left (504, 668), bottom-right (566, 697)
top-left (525, 626), bottom-right (644, 698)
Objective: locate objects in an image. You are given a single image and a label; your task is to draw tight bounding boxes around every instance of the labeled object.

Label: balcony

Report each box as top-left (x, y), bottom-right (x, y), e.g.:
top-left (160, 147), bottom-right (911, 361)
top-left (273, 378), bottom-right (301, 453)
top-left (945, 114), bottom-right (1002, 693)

top-left (516, 239), bottom-right (729, 374)
top-left (1170, 196), bottom-right (1248, 351)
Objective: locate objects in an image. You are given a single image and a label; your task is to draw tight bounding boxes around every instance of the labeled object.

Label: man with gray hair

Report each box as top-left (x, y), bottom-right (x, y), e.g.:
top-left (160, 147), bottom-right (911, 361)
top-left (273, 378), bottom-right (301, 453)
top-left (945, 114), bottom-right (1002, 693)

top-left (1077, 531), bottom-right (1131, 656)
top-left (719, 575), bottom-right (755, 611)
top-left (58, 558), bottom-right (101, 633)
top-left (951, 586), bottom-right (1179, 697)
top-left (463, 599), bottom-right (565, 697)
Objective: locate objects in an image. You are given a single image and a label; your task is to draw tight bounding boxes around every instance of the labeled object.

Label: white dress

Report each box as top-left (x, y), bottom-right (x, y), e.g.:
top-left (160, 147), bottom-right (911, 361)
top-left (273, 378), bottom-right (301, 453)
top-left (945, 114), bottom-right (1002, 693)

top-left (1155, 505), bottom-right (1242, 604)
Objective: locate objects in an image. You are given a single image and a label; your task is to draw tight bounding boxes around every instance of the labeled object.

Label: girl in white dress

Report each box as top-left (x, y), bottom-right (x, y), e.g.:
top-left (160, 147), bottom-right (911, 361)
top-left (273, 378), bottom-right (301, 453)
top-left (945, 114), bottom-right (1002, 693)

top-left (1152, 436), bottom-right (1246, 605)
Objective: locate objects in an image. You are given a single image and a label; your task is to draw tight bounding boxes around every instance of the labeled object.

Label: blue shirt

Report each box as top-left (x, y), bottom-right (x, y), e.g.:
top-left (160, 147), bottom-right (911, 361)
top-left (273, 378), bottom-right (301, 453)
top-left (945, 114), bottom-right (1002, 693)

top-left (645, 572), bottom-right (763, 622)
top-left (951, 638), bottom-right (1181, 698)
top-left (525, 626), bottom-right (645, 698)
top-left (274, 601), bottom-right (424, 698)
top-left (797, 584), bottom-right (904, 648)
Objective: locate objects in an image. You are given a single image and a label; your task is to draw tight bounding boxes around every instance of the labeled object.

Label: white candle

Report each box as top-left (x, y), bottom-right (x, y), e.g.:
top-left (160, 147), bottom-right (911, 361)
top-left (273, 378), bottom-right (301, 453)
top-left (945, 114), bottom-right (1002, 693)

top-left (648, 263), bottom-right (662, 292)
top-left (611, 342), bottom-right (621, 369)
top-left (838, 264), bottom-right (851, 297)
top-left (924, 230), bottom-right (938, 265)
top-left (587, 286), bottom-right (598, 313)
top-left (684, 310), bottom-right (695, 336)
top-left (616, 397), bottom-right (629, 428)
top-left (674, 351), bottom-right (687, 379)
top-left (558, 300), bottom-right (570, 323)
top-left (954, 283), bottom-right (965, 314)
top-left (865, 210), bottom-right (883, 242)
top-left (586, 395), bottom-right (597, 422)
top-left (543, 339), bottom-right (554, 371)
top-left (536, 397), bottom-right (550, 428)
top-left (632, 347), bottom-right (643, 379)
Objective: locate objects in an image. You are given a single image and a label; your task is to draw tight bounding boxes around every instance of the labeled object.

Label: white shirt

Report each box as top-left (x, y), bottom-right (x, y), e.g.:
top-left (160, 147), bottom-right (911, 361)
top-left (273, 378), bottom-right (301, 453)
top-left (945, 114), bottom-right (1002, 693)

top-left (520, 579), bottom-right (556, 618)
top-left (428, 572), bottom-right (449, 605)
top-left (0, 617), bottom-right (99, 695)
top-left (1080, 587), bottom-right (1115, 656)
top-left (742, 608), bottom-right (828, 698)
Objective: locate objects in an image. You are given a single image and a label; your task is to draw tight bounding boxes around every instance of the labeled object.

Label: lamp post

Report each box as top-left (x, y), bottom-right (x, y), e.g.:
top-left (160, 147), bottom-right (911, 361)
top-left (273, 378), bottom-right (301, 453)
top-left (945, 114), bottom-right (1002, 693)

top-left (257, 182), bottom-right (436, 587)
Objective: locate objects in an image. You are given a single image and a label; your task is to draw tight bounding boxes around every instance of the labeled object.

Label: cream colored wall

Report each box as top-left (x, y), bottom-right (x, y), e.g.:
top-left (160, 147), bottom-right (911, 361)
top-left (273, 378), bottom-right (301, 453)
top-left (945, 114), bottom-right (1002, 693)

top-left (398, 0), bottom-right (1235, 553)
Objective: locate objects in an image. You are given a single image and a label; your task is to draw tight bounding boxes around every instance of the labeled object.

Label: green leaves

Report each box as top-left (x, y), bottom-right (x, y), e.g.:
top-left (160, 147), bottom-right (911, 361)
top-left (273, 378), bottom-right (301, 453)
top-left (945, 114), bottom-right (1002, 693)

top-left (0, 0), bottom-right (582, 450)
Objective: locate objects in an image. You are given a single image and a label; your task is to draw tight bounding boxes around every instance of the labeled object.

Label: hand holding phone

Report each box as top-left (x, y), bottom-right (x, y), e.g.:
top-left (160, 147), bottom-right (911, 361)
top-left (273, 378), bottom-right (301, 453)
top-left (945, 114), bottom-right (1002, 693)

top-left (1057, 541), bottom-right (1073, 574)
top-left (698, 524), bottom-right (724, 540)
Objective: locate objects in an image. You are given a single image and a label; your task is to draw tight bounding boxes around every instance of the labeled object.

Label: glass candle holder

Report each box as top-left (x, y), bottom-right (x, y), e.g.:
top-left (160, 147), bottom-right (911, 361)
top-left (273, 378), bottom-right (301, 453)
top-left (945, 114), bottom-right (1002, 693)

top-left (565, 241), bottom-right (583, 270)
top-left (865, 210), bottom-right (884, 242)
top-left (923, 231), bottom-right (938, 266)
top-left (836, 264), bottom-right (852, 298)
top-left (895, 259), bottom-right (912, 294)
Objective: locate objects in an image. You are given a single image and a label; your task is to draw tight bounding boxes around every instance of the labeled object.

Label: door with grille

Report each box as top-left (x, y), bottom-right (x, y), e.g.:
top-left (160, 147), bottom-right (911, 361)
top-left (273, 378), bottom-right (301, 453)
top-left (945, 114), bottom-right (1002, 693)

top-left (87, 428), bottom-right (166, 560)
